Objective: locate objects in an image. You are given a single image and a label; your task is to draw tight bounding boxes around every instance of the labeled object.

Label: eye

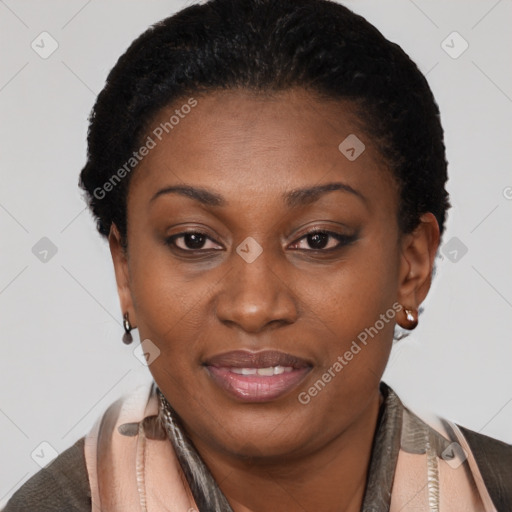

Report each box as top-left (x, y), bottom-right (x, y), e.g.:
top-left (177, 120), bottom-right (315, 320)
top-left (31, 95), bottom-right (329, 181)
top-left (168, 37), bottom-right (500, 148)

top-left (165, 228), bottom-right (356, 254)
top-left (165, 231), bottom-right (223, 252)
top-left (289, 229), bottom-right (356, 251)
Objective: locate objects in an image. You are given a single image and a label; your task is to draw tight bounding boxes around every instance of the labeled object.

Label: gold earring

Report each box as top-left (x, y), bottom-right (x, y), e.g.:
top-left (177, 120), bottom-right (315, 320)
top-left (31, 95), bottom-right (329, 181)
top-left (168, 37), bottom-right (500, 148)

top-left (122, 312), bottom-right (134, 344)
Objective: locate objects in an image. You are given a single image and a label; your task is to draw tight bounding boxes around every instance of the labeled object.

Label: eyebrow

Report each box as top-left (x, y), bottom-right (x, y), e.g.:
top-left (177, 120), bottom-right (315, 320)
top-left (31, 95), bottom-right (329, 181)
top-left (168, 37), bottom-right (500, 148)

top-left (150, 182), bottom-right (366, 208)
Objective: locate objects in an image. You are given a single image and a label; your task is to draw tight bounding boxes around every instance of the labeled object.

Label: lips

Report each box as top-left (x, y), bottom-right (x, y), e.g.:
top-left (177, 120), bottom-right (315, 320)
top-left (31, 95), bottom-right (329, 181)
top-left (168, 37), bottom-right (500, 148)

top-left (204, 350), bottom-right (311, 369)
top-left (204, 350), bottom-right (312, 402)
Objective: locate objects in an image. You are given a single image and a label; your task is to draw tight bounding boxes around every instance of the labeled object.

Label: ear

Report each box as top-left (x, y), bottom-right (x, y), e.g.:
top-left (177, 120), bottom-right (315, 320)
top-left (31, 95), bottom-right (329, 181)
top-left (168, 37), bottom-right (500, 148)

top-left (396, 212), bottom-right (440, 327)
top-left (109, 223), bottom-right (137, 327)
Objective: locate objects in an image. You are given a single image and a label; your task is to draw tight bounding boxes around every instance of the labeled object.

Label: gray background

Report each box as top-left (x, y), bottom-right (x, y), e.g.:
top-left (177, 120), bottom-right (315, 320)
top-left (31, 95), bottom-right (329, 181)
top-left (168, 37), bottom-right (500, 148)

top-left (1, 0), bottom-right (511, 505)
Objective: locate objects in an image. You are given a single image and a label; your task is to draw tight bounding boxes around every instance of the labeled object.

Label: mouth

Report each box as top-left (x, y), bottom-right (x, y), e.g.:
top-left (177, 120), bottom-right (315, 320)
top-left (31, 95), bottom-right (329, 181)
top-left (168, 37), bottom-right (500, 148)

top-left (203, 350), bottom-right (312, 402)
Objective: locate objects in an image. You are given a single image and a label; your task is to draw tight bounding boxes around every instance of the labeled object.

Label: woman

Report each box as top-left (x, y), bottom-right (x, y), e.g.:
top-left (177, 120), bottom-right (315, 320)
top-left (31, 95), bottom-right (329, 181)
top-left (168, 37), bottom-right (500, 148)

top-left (4, 0), bottom-right (511, 510)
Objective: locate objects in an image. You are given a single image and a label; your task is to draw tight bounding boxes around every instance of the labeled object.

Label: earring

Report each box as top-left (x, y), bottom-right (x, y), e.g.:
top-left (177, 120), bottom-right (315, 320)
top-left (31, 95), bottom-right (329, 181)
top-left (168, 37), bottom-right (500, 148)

top-left (122, 312), bottom-right (134, 344)
top-left (400, 307), bottom-right (418, 330)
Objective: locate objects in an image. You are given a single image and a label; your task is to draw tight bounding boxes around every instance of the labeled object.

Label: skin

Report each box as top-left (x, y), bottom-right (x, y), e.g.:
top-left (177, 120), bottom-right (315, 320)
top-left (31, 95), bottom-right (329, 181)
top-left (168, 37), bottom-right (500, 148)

top-left (109, 88), bottom-right (440, 512)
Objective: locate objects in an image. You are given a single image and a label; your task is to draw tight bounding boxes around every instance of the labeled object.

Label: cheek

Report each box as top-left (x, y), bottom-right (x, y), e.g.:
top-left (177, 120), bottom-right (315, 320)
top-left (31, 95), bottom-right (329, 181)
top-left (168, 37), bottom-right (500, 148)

top-left (127, 244), bottom-right (205, 350)
top-left (305, 232), bottom-right (399, 388)
top-left (312, 235), bottom-right (399, 332)
top-left (128, 220), bottom-right (400, 348)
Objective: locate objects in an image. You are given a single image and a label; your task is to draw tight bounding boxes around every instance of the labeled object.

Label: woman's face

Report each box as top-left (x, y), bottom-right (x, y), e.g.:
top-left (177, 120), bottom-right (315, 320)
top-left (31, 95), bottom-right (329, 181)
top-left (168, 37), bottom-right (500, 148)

top-left (110, 88), bottom-right (438, 461)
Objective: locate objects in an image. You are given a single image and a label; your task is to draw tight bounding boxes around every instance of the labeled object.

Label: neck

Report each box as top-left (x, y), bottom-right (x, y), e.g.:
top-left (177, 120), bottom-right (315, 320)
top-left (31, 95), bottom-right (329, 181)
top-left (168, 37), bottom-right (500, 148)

top-left (188, 388), bottom-right (384, 512)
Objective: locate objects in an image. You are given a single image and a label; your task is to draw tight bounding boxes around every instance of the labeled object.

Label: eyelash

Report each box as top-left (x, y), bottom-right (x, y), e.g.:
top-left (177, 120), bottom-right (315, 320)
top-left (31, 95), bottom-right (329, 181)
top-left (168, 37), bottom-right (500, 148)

top-left (165, 228), bottom-right (356, 254)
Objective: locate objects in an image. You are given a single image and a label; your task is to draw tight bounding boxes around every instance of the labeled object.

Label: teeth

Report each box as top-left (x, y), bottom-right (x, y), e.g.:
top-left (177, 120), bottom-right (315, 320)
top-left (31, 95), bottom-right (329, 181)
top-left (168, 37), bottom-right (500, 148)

top-left (257, 367), bottom-right (274, 376)
top-left (229, 366), bottom-right (294, 376)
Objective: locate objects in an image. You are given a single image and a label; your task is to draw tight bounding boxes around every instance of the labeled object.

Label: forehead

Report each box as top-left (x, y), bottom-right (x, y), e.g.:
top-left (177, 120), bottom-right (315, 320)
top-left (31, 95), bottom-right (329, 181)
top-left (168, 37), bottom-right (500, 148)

top-left (129, 88), bottom-right (397, 213)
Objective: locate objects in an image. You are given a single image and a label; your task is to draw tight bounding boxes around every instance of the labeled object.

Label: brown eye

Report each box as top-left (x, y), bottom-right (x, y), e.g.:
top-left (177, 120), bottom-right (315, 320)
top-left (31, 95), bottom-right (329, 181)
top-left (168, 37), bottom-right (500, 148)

top-left (290, 230), bottom-right (357, 252)
top-left (165, 231), bottom-right (222, 252)
top-left (307, 232), bottom-right (329, 250)
top-left (180, 232), bottom-right (207, 250)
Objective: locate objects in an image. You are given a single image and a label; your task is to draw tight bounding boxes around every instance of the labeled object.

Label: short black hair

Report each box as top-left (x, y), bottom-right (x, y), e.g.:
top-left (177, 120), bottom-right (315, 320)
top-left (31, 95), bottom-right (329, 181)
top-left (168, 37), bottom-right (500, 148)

top-left (79, 0), bottom-right (450, 245)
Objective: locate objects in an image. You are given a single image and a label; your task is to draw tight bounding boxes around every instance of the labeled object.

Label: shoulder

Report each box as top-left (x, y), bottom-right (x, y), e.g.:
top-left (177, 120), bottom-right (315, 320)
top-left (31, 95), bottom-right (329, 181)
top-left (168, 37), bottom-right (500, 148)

top-left (383, 383), bottom-right (512, 510)
top-left (3, 437), bottom-right (91, 512)
top-left (457, 424), bottom-right (512, 510)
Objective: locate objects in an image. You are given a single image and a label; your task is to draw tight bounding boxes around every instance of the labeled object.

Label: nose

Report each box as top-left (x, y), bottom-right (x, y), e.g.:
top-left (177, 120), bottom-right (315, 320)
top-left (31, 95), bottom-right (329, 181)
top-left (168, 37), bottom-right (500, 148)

top-left (215, 243), bottom-right (299, 334)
